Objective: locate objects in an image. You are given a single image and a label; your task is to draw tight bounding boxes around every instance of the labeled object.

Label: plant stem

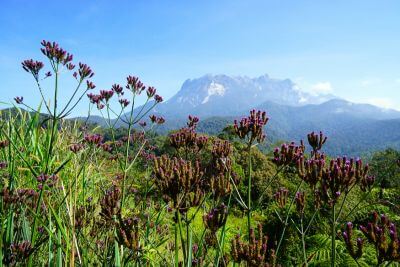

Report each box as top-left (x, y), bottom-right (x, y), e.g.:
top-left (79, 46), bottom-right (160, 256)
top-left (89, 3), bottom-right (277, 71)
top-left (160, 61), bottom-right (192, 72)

top-left (276, 179), bottom-right (303, 256)
top-left (247, 143), bottom-right (252, 238)
top-left (300, 217), bottom-right (308, 267)
top-left (331, 204), bottom-right (336, 267)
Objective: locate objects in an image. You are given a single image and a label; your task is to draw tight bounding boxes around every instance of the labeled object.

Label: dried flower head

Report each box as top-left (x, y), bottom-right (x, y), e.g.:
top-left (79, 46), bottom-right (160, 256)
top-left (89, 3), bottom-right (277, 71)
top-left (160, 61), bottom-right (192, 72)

top-left (116, 217), bottom-right (141, 252)
top-left (100, 186), bottom-right (122, 221)
top-left (0, 140), bottom-right (9, 149)
top-left (84, 134), bottom-right (103, 146)
top-left (203, 203), bottom-right (228, 234)
top-left (153, 155), bottom-right (204, 213)
top-left (69, 143), bottom-right (85, 153)
top-left (274, 187), bottom-right (289, 209)
top-left (231, 224), bottom-right (276, 267)
top-left (295, 191), bottom-right (306, 214)
top-left (9, 241), bottom-right (33, 265)
top-left (307, 131), bottom-right (327, 153)
top-left (149, 115), bottom-right (165, 124)
top-left (234, 110), bottom-right (269, 144)
top-left (273, 141), bottom-right (305, 167)
top-left (358, 212), bottom-right (400, 263)
top-left (36, 173), bottom-right (58, 189)
top-left (341, 222), bottom-right (363, 259)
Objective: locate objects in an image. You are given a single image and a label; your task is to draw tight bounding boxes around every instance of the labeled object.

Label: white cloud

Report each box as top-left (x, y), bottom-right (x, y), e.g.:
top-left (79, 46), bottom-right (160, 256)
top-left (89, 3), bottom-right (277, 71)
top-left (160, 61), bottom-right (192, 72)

top-left (310, 82), bottom-right (333, 95)
top-left (366, 97), bottom-right (398, 110)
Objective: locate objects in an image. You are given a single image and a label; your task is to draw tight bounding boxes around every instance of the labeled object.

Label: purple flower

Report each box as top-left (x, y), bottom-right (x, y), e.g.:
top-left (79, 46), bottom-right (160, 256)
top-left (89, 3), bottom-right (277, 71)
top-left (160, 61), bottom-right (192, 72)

top-left (14, 96), bottom-right (24, 104)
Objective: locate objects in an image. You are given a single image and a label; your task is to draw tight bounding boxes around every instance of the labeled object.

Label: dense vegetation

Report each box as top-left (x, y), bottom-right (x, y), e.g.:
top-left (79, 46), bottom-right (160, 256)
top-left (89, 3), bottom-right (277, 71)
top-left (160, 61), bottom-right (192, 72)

top-left (0, 41), bottom-right (399, 267)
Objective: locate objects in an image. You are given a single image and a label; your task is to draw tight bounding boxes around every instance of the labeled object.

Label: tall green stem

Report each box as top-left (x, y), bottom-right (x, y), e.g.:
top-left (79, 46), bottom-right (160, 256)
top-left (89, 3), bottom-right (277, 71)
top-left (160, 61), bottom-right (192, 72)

top-left (247, 143), bottom-right (252, 238)
top-left (300, 217), bottom-right (308, 267)
top-left (174, 222), bottom-right (179, 267)
top-left (331, 204), bottom-right (336, 267)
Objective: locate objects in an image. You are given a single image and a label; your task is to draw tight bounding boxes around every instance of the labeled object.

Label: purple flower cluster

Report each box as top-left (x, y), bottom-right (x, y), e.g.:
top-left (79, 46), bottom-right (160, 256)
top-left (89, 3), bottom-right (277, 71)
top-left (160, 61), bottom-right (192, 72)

top-left (234, 110), bottom-right (269, 144)
top-left (272, 141), bottom-right (305, 167)
top-left (40, 40), bottom-right (73, 65)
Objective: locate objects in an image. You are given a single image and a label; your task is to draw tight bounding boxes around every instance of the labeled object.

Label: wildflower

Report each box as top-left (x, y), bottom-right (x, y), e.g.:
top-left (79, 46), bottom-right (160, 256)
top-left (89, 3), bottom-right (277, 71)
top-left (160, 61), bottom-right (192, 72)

top-left (111, 84), bottom-right (124, 95)
top-left (187, 115), bottom-right (200, 128)
top-left (170, 128), bottom-right (197, 150)
top-left (126, 75), bottom-right (145, 94)
top-left (86, 80), bottom-right (96, 89)
top-left (101, 143), bottom-right (113, 153)
top-left (203, 203), bottom-right (228, 234)
top-left (84, 134), bottom-right (103, 146)
top-left (36, 174), bottom-right (58, 189)
top-left (234, 110), bottom-right (269, 144)
top-left (297, 156), bottom-right (325, 188)
top-left (14, 96), bottom-right (23, 104)
top-left (295, 191), bottom-right (306, 214)
top-left (87, 93), bottom-right (101, 104)
top-left (45, 71), bottom-right (52, 77)
top-left (77, 62), bottom-right (94, 80)
top-left (21, 59), bottom-right (44, 80)
top-left (9, 241), bottom-right (33, 265)
top-left (119, 98), bottom-right (130, 107)
top-left (154, 94), bottom-right (163, 103)
top-left (307, 131), bottom-right (327, 153)
top-left (100, 90), bottom-right (114, 102)
top-left (66, 63), bottom-right (75, 70)
top-left (231, 224), bottom-right (276, 266)
top-left (341, 222), bottom-right (363, 259)
top-left (149, 115), bottom-right (165, 124)
top-left (116, 217), bottom-right (141, 252)
top-left (0, 140), bottom-right (9, 149)
top-left (139, 121), bottom-right (147, 127)
top-left (274, 188), bottom-right (289, 209)
top-left (358, 212), bottom-right (400, 263)
top-left (100, 185), bottom-right (121, 221)
top-left (146, 86), bottom-right (156, 98)
top-left (0, 161), bottom-right (7, 169)
top-left (204, 204), bottom-right (228, 230)
top-left (272, 141), bottom-right (305, 167)
top-left (69, 143), bottom-right (85, 153)
top-left (153, 156), bottom-right (204, 213)
top-left (40, 40), bottom-right (73, 65)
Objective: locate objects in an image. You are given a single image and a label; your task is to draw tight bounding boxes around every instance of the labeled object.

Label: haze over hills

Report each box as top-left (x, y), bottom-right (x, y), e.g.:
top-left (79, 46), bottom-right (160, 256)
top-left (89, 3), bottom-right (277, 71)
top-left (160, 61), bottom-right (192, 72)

top-left (71, 73), bottom-right (400, 155)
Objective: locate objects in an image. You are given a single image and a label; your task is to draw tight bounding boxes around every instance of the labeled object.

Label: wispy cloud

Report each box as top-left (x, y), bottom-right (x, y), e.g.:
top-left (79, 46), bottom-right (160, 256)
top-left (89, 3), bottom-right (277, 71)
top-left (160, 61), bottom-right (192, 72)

top-left (366, 97), bottom-right (398, 110)
top-left (310, 82), bottom-right (333, 95)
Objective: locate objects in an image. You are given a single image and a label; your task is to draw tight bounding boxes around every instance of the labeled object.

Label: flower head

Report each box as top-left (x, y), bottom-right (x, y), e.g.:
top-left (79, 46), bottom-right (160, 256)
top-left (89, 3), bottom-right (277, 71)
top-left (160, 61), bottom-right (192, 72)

top-left (21, 59), bottom-right (44, 80)
top-left (234, 110), bottom-right (269, 144)
top-left (40, 40), bottom-right (73, 65)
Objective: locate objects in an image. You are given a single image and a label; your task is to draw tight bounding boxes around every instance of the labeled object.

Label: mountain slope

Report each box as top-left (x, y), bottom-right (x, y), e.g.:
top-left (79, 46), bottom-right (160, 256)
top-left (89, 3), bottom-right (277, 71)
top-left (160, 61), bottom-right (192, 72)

top-left (83, 73), bottom-right (400, 156)
top-left (149, 74), bottom-right (336, 118)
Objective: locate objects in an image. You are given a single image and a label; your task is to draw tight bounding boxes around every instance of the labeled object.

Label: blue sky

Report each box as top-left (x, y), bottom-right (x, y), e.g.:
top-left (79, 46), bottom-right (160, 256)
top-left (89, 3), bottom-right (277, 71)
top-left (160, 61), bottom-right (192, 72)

top-left (1, 0), bottom-right (400, 115)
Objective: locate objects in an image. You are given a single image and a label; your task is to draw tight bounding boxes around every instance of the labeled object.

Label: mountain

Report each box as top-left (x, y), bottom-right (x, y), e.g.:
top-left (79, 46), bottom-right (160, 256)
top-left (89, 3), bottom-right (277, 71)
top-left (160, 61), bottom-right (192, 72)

top-left (148, 74), bottom-right (336, 118)
top-left (81, 73), bottom-right (400, 156)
